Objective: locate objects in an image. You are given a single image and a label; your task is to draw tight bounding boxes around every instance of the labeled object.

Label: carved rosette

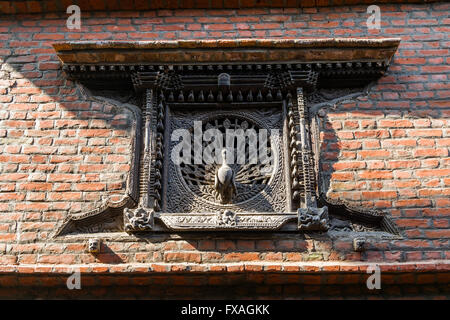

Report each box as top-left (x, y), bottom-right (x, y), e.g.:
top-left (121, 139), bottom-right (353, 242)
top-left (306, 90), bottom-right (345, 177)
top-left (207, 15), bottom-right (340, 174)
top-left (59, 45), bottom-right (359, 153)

top-left (217, 210), bottom-right (237, 227)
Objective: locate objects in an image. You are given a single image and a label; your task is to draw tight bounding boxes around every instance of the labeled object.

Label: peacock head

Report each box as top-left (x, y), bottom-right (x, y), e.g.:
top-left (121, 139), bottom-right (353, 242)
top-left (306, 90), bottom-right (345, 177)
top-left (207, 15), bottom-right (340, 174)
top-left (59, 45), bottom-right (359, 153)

top-left (221, 148), bottom-right (227, 164)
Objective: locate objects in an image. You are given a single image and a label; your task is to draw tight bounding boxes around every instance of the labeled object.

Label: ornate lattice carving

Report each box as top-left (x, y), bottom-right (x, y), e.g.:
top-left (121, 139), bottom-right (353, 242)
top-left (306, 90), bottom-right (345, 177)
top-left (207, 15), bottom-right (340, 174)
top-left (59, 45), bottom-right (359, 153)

top-left (166, 108), bottom-right (287, 214)
top-left (178, 116), bottom-right (273, 204)
top-left (156, 70), bottom-right (183, 91)
top-left (264, 70), bottom-right (294, 89)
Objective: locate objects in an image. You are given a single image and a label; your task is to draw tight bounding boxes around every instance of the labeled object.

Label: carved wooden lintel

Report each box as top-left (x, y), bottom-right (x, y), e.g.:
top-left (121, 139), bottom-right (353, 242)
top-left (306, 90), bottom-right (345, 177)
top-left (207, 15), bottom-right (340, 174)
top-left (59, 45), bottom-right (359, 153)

top-left (120, 208), bottom-right (332, 232)
top-left (159, 211), bottom-right (294, 231)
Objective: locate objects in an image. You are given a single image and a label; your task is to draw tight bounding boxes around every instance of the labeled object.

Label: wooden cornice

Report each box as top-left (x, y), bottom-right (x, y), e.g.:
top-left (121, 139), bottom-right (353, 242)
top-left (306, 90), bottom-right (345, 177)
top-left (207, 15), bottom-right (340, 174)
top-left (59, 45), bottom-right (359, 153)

top-left (53, 38), bottom-right (401, 65)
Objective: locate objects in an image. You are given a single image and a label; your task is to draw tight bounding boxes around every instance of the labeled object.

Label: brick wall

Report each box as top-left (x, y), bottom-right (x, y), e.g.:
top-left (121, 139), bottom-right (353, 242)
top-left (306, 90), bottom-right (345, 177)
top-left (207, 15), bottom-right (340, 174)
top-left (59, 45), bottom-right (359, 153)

top-left (0, 2), bottom-right (449, 298)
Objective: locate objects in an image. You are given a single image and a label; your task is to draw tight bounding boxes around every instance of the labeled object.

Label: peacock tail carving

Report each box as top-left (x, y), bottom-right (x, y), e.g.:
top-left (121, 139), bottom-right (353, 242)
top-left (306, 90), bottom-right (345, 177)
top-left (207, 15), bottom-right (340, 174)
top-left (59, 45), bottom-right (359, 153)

top-left (179, 116), bottom-right (274, 204)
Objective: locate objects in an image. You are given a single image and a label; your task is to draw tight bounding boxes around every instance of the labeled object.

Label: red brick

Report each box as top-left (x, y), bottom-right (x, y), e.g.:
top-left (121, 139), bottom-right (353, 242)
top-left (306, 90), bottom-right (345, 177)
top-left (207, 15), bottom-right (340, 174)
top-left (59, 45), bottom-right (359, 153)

top-left (359, 150), bottom-right (391, 159)
top-left (362, 191), bottom-right (397, 199)
top-left (223, 252), bottom-right (259, 261)
top-left (395, 199), bottom-right (432, 207)
top-left (358, 170), bottom-right (393, 180)
top-left (164, 252), bottom-right (201, 263)
top-left (416, 169), bottom-right (450, 177)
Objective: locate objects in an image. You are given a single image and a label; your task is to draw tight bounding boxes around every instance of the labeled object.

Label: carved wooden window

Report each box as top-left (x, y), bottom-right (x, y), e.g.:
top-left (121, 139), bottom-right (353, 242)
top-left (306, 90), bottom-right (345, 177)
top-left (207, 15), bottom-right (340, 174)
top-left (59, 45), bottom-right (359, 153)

top-left (54, 39), bottom-right (401, 236)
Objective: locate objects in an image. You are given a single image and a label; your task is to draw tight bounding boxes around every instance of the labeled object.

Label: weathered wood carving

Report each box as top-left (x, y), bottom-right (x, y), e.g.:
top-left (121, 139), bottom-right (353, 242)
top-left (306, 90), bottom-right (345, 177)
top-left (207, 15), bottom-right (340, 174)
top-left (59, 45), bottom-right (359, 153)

top-left (53, 39), bottom-right (401, 236)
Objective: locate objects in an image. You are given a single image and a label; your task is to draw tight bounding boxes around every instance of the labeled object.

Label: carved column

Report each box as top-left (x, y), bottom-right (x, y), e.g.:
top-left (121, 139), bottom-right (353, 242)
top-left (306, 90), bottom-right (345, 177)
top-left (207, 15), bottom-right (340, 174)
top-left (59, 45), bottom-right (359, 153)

top-left (124, 88), bottom-right (159, 232)
top-left (296, 87), bottom-right (317, 208)
top-left (148, 90), bottom-right (165, 212)
top-left (140, 89), bottom-right (153, 208)
top-left (292, 87), bottom-right (329, 231)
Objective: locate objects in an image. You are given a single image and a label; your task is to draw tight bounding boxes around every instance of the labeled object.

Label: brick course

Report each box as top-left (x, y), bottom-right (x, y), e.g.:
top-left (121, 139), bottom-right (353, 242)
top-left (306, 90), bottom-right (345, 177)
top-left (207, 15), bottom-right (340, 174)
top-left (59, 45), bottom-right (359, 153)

top-left (0, 1), bottom-right (449, 298)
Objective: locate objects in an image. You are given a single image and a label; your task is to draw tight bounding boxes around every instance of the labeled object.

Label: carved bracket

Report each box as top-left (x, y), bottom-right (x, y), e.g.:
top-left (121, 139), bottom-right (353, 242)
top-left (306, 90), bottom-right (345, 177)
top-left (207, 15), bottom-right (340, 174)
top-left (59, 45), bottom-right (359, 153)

top-left (124, 207), bottom-right (154, 232)
top-left (297, 206), bottom-right (330, 231)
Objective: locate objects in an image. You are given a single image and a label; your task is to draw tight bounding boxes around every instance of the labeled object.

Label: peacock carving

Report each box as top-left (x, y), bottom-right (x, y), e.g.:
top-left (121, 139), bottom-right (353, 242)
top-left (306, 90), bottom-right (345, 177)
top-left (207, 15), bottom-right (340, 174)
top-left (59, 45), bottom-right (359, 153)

top-left (214, 149), bottom-right (237, 204)
top-left (178, 116), bottom-right (275, 205)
